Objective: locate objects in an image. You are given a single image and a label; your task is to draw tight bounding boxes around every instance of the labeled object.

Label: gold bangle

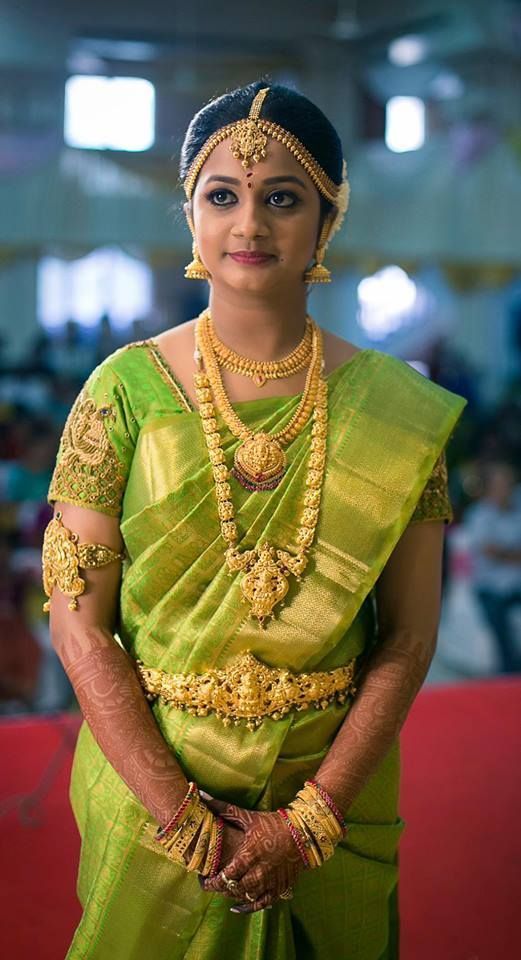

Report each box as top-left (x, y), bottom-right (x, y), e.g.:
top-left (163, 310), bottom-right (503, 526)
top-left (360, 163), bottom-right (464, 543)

top-left (200, 813), bottom-right (220, 877)
top-left (162, 810), bottom-right (206, 862)
top-left (291, 802), bottom-right (336, 862)
top-left (160, 795), bottom-right (208, 861)
top-left (286, 807), bottom-right (323, 867)
top-left (296, 786), bottom-right (344, 843)
top-left (185, 808), bottom-right (215, 872)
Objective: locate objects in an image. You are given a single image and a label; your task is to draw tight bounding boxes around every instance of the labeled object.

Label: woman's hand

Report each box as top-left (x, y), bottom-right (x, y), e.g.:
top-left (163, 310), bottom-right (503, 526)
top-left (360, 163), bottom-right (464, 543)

top-left (198, 793), bottom-right (305, 913)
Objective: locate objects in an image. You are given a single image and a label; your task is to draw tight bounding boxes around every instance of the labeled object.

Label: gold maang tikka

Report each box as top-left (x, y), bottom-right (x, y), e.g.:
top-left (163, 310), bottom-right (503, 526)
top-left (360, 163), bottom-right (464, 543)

top-left (183, 87), bottom-right (351, 284)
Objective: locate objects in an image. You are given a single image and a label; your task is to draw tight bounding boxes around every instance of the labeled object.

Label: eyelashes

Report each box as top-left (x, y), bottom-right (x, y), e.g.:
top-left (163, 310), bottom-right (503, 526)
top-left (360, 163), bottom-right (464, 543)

top-left (204, 188), bottom-right (301, 209)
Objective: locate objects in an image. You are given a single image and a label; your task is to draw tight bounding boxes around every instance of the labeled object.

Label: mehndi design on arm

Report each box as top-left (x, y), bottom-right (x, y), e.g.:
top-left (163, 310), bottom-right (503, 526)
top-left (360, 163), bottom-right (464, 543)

top-left (42, 510), bottom-right (125, 612)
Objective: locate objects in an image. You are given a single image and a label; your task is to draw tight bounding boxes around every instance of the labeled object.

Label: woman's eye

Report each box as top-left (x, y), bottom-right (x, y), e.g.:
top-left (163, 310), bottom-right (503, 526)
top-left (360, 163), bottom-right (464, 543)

top-left (208, 189), bottom-right (236, 206)
top-left (268, 191), bottom-right (298, 208)
top-left (206, 188), bottom-right (299, 208)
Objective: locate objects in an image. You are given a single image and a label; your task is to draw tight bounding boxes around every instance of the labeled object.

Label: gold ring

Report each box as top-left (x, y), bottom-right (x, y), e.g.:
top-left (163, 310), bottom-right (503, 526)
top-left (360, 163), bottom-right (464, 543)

top-left (279, 887), bottom-right (294, 900)
top-left (245, 892), bottom-right (256, 903)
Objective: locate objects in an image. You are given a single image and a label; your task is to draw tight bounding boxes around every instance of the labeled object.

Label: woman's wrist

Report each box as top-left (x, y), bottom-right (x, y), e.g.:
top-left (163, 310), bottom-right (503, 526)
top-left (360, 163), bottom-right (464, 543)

top-left (154, 780), bottom-right (224, 878)
top-left (277, 779), bottom-right (347, 870)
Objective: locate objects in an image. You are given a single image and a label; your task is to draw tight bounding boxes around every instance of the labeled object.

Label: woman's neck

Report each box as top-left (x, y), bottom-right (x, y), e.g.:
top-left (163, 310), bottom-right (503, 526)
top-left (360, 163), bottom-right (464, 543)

top-left (207, 286), bottom-right (310, 361)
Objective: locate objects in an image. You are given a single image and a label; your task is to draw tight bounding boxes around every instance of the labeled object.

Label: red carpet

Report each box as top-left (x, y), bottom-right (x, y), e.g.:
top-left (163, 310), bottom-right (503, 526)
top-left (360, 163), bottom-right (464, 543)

top-left (1, 680), bottom-right (520, 959)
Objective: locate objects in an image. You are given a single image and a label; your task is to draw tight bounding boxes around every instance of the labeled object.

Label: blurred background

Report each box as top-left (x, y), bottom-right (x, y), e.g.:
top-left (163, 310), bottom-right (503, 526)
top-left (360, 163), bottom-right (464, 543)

top-left (1, 2), bottom-right (520, 958)
top-left (1, 0), bottom-right (521, 715)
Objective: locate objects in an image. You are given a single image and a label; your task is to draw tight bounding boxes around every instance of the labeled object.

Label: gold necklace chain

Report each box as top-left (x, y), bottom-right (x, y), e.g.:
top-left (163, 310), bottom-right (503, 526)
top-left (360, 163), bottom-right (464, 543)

top-left (206, 309), bottom-right (313, 387)
top-left (193, 350), bottom-right (329, 627)
top-left (195, 313), bottom-right (324, 491)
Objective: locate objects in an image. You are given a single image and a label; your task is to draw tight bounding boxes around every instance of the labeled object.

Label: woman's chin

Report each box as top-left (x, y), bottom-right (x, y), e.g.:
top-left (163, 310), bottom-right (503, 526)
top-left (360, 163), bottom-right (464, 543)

top-left (215, 260), bottom-right (298, 293)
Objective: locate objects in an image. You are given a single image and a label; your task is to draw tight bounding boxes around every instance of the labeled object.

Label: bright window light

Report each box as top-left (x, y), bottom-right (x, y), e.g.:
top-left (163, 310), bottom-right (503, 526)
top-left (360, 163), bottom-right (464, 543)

top-left (38, 248), bottom-right (153, 330)
top-left (388, 35), bottom-right (428, 67)
top-left (357, 266), bottom-right (423, 340)
top-left (385, 96), bottom-right (425, 152)
top-left (64, 75), bottom-right (155, 151)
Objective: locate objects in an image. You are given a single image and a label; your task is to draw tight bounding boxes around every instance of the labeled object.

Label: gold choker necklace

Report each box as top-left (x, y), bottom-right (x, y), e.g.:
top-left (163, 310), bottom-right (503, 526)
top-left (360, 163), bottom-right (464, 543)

top-left (206, 310), bottom-right (313, 387)
top-left (195, 311), bottom-right (323, 491)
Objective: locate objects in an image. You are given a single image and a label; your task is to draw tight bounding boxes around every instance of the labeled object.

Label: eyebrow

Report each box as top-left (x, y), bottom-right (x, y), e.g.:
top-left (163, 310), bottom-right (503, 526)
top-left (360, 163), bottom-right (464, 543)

top-left (203, 174), bottom-right (308, 190)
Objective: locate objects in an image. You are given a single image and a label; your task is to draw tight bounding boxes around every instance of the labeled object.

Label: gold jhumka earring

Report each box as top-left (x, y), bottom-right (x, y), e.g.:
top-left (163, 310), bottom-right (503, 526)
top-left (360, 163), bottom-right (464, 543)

top-left (184, 213), bottom-right (211, 280)
top-left (303, 215), bottom-right (335, 285)
top-left (182, 87), bottom-right (351, 284)
top-left (184, 239), bottom-right (211, 281)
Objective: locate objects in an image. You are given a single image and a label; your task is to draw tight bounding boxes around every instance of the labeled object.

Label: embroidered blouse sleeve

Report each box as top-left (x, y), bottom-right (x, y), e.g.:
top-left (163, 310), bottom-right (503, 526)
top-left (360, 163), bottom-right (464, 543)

top-left (409, 448), bottom-right (453, 525)
top-left (47, 358), bottom-right (137, 518)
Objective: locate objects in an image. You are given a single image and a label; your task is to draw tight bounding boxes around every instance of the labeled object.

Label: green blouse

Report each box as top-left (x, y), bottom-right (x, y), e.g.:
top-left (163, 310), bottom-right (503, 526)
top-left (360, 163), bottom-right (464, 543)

top-left (48, 339), bottom-right (454, 525)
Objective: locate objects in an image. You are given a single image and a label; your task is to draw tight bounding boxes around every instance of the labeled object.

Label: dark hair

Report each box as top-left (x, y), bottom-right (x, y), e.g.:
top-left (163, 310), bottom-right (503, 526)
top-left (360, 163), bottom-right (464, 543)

top-left (179, 80), bottom-right (344, 223)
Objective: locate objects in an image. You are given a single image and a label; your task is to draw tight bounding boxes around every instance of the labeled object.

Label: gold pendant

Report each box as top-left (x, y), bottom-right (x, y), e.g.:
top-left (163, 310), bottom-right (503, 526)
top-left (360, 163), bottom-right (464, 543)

top-left (226, 542), bottom-right (308, 627)
top-left (241, 543), bottom-right (289, 626)
top-left (232, 433), bottom-right (286, 491)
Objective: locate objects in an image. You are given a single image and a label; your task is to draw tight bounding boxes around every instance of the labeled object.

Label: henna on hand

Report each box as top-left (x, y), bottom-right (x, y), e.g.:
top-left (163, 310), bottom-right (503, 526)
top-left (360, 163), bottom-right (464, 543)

top-left (200, 802), bottom-right (304, 908)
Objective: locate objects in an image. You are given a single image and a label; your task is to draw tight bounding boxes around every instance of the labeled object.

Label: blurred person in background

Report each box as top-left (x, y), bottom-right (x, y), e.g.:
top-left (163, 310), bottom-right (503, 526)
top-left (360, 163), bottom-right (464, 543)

top-left (2, 417), bottom-right (58, 503)
top-left (464, 459), bottom-right (521, 673)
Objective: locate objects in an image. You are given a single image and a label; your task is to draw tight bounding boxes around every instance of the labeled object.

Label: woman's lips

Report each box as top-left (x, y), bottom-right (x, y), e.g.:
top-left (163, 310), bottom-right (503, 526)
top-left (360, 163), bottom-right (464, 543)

top-left (228, 252), bottom-right (275, 265)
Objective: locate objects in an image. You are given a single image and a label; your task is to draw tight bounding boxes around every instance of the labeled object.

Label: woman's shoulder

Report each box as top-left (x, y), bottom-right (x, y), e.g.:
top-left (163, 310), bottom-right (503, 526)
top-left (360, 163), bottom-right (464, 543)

top-left (83, 340), bottom-right (153, 391)
top-left (362, 346), bottom-right (467, 407)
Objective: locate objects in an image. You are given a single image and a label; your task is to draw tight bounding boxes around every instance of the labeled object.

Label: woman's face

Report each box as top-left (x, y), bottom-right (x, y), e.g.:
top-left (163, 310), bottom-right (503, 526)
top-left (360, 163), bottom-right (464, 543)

top-left (187, 137), bottom-right (323, 294)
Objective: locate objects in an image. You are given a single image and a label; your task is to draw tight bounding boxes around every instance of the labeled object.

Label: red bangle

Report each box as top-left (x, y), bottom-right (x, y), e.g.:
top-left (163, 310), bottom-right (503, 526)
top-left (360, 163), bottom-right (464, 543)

top-left (306, 779), bottom-right (347, 836)
top-left (156, 781), bottom-right (199, 841)
top-left (277, 807), bottom-right (310, 868)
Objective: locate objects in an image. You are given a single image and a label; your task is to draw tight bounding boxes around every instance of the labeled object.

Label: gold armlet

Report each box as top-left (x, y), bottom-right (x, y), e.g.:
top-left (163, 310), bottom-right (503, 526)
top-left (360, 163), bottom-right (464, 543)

top-left (42, 510), bottom-right (125, 612)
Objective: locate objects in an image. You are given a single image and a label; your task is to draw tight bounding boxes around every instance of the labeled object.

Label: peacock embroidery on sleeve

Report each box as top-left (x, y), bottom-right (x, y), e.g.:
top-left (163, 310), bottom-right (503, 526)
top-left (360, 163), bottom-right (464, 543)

top-left (48, 389), bottom-right (127, 516)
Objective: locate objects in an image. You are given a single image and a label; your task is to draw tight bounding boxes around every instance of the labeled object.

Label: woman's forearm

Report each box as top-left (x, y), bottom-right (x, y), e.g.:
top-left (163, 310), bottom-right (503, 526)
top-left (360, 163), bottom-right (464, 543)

top-left (315, 628), bottom-right (436, 817)
top-left (54, 624), bottom-right (189, 826)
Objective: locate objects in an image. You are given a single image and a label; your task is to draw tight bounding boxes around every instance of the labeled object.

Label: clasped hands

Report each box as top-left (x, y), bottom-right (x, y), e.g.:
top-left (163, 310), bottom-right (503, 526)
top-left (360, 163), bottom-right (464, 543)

top-left (196, 791), bottom-right (305, 913)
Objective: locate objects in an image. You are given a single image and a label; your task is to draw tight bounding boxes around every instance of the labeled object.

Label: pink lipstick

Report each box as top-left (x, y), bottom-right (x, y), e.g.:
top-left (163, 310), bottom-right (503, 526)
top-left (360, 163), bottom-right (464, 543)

top-left (229, 251), bottom-right (275, 265)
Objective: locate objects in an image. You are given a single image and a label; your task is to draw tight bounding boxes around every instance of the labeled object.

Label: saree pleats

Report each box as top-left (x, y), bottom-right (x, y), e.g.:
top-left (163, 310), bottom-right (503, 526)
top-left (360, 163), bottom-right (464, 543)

top-left (65, 346), bottom-right (467, 959)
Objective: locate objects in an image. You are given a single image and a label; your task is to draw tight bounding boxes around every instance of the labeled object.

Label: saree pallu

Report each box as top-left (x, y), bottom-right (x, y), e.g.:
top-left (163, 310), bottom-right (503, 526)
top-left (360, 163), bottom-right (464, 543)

top-left (60, 344), bottom-right (467, 959)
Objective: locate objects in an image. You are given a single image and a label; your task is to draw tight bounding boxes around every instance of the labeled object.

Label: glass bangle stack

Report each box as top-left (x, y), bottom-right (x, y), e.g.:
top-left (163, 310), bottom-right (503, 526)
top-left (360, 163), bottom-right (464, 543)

top-left (277, 779), bottom-right (347, 869)
top-left (154, 781), bottom-right (224, 878)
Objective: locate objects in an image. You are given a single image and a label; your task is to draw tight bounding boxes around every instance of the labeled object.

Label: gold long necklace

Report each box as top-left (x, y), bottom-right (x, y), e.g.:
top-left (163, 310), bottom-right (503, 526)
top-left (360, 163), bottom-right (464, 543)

top-left (195, 312), bottom-right (323, 491)
top-left (206, 309), bottom-right (313, 386)
top-left (193, 340), bottom-right (329, 627)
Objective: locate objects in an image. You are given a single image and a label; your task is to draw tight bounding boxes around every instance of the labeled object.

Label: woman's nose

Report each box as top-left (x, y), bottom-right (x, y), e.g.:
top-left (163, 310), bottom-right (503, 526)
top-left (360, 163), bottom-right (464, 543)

top-left (230, 199), bottom-right (270, 239)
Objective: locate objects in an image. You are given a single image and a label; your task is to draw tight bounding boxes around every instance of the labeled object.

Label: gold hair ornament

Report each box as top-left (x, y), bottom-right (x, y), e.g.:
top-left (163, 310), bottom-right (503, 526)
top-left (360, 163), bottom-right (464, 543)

top-left (42, 510), bottom-right (125, 612)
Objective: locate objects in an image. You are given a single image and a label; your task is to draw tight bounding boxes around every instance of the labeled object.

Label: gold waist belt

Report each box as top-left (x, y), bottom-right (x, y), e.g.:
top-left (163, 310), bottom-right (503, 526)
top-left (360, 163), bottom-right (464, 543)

top-left (136, 650), bottom-right (358, 732)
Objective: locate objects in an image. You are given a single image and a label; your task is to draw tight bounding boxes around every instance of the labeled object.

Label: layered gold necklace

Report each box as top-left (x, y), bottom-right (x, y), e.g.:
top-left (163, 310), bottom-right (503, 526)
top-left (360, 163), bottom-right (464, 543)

top-left (195, 310), bottom-right (323, 491)
top-left (193, 313), bottom-right (329, 627)
top-left (206, 309), bottom-right (313, 387)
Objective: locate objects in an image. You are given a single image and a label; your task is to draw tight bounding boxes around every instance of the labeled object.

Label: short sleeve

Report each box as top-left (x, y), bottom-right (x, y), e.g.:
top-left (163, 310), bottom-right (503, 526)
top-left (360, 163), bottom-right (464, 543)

top-left (409, 449), bottom-right (453, 525)
top-left (47, 357), bottom-right (138, 518)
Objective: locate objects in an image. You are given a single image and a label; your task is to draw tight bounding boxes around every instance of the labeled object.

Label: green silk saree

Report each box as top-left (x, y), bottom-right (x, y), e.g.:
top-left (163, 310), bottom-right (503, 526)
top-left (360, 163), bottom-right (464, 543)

top-left (48, 342), bottom-right (467, 959)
